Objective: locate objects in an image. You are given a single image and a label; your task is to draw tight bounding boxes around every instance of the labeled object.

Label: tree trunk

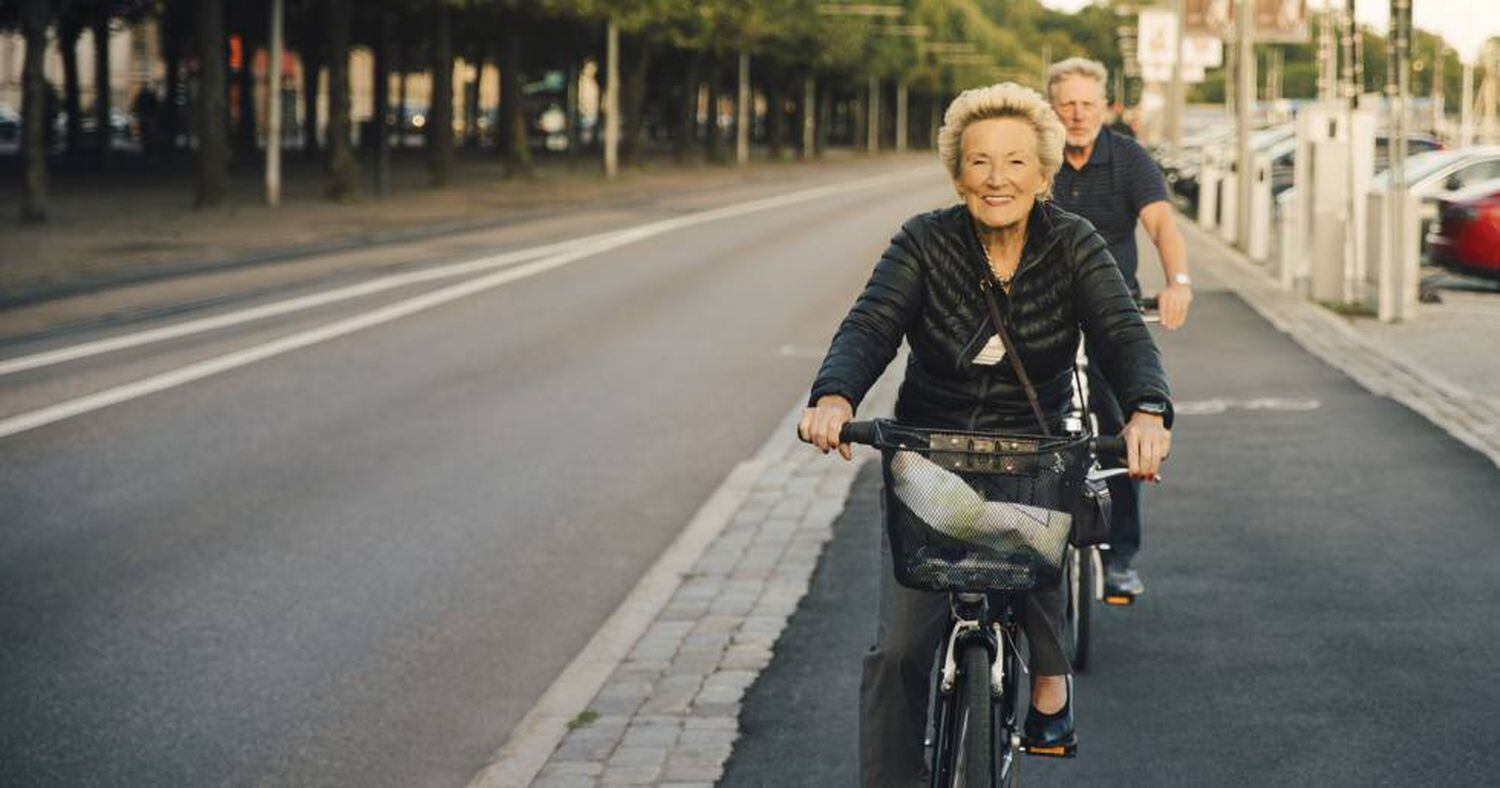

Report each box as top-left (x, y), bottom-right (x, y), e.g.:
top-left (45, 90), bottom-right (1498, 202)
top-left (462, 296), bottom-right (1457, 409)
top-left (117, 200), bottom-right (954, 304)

top-left (705, 57), bottom-right (722, 162)
top-left (463, 47), bottom-right (481, 148)
top-left (767, 77), bottom-right (784, 160)
top-left (93, 14), bottom-right (111, 170)
top-left (195, 0), bottom-right (230, 207)
top-left (325, 0), bottom-right (358, 200)
top-left (61, 19), bottom-right (83, 155)
top-left (19, 0), bottom-right (49, 223)
top-left (373, 15), bottom-right (392, 197)
top-left (499, 20), bottom-right (530, 176)
top-left (565, 60), bottom-right (580, 168)
top-left (397, 49), bottom-right (408, 149)
top-left (236, 30), bottom-right (257, 157)
top-left (163, 35), bottom-right (182, 148)
top-left (816, 82), bottom-right (830, 156)
top-left (676, 52), bottom-right (699, 161)
top-left (427, 0), bottom-right (454, 186)
top-left (300, 3), bottom-right (324, 162)
top-left (853, 90), bottom-right (866, 151)
top-left (619, 33), bottom-right (650, 165)
top-left (302, 51), bottom-right (321, 158)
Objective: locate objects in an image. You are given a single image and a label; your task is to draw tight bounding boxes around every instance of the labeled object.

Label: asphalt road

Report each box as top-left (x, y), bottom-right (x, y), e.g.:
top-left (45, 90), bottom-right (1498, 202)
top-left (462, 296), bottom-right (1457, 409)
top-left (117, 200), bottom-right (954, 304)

top-left (721, 276), bottom-right (1500, 785)
top-left (0, 163), bottom-right (953, 786)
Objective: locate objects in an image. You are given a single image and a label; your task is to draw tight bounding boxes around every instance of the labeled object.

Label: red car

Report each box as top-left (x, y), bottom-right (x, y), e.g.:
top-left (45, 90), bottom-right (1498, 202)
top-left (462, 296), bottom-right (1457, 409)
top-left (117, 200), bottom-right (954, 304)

top-left (1429, 178), bottom-right (1500, 279)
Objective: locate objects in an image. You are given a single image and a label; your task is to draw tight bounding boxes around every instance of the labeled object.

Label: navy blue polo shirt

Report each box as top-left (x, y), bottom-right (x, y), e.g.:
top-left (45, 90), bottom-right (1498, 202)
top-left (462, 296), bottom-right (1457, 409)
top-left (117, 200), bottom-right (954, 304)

top-left (1052, 126), bottom-right (1168, 293)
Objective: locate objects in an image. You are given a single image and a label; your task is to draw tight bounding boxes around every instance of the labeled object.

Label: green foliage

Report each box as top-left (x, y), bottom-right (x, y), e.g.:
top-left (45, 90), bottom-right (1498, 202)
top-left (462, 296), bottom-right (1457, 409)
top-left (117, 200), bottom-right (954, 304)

top-left (1189, 22), bottom-right (1481, 105)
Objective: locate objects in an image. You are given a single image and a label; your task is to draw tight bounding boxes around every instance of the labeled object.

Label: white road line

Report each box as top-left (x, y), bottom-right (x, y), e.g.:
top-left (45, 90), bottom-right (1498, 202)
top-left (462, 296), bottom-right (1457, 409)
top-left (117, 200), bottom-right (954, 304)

top-left (0, 166), bottom-right (933, 440)
top-left (0, 235), bottom-right (615, 377)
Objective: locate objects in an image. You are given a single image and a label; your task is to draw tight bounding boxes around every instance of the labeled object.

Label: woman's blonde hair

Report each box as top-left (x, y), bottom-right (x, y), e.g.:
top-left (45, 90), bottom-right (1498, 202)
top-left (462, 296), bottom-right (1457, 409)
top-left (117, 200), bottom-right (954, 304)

top-left (938, 82), bottom-right (1065, 199)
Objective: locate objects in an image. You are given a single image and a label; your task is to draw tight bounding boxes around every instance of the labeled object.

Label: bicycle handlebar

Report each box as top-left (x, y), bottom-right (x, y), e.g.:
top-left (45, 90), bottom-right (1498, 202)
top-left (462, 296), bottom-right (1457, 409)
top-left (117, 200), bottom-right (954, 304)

top-left (832, 420), bottom-right (1128, 460)
top-left (838, 420), bottom-right (881, 447)
top-left (1137, 297), bottom-right (1162, 325)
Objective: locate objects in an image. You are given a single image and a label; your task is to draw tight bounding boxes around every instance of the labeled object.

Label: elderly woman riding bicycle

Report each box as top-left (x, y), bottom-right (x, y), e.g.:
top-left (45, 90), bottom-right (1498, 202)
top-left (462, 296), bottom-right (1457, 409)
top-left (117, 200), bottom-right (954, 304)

top-left (799, 82), bottom-right (1173, 786)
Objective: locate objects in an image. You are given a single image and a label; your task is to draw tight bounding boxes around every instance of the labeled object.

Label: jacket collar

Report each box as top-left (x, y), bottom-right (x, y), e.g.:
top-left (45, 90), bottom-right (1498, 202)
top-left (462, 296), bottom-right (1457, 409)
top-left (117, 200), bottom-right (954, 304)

top-left (956, 200), bottom-right (1065, 286)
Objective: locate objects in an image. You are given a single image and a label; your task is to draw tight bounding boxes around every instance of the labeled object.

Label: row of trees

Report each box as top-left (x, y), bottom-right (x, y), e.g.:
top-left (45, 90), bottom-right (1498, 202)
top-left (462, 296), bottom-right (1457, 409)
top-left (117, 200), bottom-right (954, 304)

top-left (1192, 22), bottom-right (1481, 106)
top-left (3, 0), bottom-right (1119, 224)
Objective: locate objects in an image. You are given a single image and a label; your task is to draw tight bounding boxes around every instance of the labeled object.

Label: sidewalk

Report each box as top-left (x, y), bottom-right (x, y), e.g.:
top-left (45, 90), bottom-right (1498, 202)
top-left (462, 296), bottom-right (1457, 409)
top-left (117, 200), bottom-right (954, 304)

top-left (515, 210), bottom-right (1500, 786)
top-left (0, 150), bottom-right (906, 307)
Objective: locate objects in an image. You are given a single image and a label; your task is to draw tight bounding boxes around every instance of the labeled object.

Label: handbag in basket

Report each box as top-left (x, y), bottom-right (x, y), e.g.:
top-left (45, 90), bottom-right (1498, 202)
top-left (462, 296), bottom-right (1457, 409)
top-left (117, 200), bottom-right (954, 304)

top-left (977, 278), bottom-right (1112, 548)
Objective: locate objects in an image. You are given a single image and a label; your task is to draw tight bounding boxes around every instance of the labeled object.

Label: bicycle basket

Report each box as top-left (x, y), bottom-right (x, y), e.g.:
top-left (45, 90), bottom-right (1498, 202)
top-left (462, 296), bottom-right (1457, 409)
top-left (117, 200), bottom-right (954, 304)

top-left (873, 422), bottom-right (1092, 593)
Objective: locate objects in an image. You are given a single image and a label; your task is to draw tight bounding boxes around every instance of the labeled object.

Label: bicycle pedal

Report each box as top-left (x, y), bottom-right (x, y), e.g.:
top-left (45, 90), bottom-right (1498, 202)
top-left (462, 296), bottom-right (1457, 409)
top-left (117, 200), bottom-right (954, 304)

top-left (1020, 739), bottom-right (1077, 759)
top-left (1102, 593), bottom-right (1136, 606)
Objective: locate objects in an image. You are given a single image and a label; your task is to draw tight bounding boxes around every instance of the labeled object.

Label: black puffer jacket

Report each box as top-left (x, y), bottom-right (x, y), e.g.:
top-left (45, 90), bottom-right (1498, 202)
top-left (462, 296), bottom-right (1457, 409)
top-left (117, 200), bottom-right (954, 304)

top-left (810, 200), bottom-right (1172, 431)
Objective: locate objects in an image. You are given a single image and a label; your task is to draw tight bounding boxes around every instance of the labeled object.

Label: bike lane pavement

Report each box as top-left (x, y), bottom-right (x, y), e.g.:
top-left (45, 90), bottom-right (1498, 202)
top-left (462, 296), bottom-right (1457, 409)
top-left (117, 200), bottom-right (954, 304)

top-left (718, 245), bottom-right (1500, 785)
top-left (522, 223), bottom-right (1500, 786)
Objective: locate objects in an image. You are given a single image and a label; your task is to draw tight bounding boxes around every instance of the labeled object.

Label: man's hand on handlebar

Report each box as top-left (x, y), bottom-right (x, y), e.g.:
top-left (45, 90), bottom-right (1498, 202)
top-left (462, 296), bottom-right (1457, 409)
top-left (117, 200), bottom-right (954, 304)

top-left (1157, 281), bottom-right (1192, 331)
top-left (798, 394), bottom-right (855, 461)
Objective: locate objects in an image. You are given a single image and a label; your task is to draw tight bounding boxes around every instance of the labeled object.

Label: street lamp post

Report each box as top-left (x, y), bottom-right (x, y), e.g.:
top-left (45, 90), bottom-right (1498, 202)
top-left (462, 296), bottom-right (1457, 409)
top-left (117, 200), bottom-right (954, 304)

top-left (1166, 0), bottom-right (1184, 148)
top-left (1387, 0), bottom-right (1412, 312)
top-left (604, 19), bottom-right (620, 178)
top-left (1236, 0), bottom-right (1254, 252)
top-left (737, 51), bottom-right (750, 166)
top-left (266, 0), bottom-right (283, 206)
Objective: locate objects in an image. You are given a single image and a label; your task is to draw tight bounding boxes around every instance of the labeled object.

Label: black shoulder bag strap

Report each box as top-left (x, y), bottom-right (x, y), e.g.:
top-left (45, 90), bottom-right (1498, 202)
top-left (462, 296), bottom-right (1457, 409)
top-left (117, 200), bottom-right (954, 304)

top-left (978, 277), bottom-right (1053, 438)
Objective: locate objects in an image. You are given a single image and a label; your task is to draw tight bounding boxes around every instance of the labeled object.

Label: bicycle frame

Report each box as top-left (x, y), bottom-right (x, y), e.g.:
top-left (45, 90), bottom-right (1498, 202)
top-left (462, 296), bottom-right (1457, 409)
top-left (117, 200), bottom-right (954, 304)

top-left (929, 591), bottom-right (1023, 787)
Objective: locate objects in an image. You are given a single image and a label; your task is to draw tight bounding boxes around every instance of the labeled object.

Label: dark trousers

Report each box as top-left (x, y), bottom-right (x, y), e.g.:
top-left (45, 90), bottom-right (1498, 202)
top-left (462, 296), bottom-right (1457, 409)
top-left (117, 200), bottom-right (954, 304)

top-left (859, 535), bottom-right (1069, 787)
top-left (1085, 344), bottom-right (1143, 563)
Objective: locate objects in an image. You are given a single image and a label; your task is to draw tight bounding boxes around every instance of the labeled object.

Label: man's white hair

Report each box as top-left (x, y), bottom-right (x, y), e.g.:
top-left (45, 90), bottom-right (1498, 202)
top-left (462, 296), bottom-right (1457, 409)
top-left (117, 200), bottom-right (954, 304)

top-left (1046, 57), bottom-right (1109, 99)
top-left (937, 82), bottom-right (1064, 199)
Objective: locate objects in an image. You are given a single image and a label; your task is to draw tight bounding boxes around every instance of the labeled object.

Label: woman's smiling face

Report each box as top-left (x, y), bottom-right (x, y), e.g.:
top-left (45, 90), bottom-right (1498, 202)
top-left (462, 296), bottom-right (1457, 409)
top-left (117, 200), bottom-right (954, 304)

top-left (955, 117), bottom-right (1048, 231)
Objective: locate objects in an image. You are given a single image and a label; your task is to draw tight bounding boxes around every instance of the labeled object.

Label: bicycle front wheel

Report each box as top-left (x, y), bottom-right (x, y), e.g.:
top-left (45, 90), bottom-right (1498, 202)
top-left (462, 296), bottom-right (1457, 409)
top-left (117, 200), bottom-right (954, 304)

top-left (952, 641), bottom-right (994, 787)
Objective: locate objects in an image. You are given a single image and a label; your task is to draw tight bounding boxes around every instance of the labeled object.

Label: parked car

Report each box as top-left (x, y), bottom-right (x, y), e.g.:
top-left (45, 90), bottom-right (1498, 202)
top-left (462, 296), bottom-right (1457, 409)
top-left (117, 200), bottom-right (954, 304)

top-left (50, 109), bottom-right (139, 154)
top-left (1375, 132), bottom-right (1442, 172)
top-left (0, 105), bottom-right (19, 156)
top-left (1374, 146), bottom-right (1500, 199)
top-left (1168, 124), bottom-right (1294, 209)
top-left (1428, 178), bottom-right (1500, 279)
top-left (1268, 136), bottom-right (1298, 195)
top-left (1371, 146), bottom-right (1500, 252)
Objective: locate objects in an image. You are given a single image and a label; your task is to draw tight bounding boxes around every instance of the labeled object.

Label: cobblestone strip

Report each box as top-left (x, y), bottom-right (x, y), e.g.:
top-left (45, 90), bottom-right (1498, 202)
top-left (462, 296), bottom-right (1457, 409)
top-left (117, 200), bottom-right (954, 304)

top-left (1183, 221), bottom-right (1500, 469)
top-left (528, 370), bottom-right (901, 787)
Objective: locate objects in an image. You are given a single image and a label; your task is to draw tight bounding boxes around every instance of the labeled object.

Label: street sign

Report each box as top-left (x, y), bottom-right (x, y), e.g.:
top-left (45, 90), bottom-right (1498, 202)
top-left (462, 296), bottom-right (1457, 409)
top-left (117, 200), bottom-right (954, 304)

top-left (1183, 0), bottom-right (1308, 43)
top-left (1142, 62), bottom-right (1205, 84)
top-left (1137, 8), bottom-right (1179, 68)
top-left (1183, 34), bottom-right (1223, 69)
top-left (1136, 9), bottom-right (1214, 83)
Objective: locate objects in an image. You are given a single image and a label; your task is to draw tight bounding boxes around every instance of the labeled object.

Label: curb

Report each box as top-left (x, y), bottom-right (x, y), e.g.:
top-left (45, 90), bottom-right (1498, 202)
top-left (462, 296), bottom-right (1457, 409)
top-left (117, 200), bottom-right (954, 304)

top-left (498, 363), bottom-right (902, 788)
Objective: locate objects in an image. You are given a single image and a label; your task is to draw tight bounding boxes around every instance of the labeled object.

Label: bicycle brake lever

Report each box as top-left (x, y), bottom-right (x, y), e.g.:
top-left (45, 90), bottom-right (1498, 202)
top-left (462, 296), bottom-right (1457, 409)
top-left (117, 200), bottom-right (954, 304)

top-left (1088, 468), bottom-right (1163, 483)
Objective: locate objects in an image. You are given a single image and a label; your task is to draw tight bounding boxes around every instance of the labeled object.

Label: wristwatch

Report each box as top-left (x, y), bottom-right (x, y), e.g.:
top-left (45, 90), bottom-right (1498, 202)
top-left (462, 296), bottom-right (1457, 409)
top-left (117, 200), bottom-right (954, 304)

top-left (1134, 399), bottom-right (1169, 419)
top-left (1170, 273), bottom-right (1192, 287)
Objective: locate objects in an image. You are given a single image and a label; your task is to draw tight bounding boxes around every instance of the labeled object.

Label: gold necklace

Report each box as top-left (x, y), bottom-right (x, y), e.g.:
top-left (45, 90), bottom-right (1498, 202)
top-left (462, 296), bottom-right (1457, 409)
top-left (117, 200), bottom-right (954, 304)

top-left (979, 238), bottom-right (1014, 290)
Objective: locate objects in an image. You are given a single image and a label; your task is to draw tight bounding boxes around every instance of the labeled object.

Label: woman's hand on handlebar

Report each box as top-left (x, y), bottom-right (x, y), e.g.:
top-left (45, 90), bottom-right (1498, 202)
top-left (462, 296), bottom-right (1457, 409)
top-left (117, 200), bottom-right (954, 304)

top-left (1121, 411), bottom-right (1171, 481)
top-left (798, 394), bottom-right (855, 461)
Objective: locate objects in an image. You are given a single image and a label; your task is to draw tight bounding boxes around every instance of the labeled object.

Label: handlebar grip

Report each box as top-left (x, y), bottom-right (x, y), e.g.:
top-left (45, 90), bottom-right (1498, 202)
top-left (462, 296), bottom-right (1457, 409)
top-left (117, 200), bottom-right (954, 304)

top-left (1092, 435), bottom-right (1127, 459)
top-left (1137, 296), bottom-right (1160, 312)
top-left (840, 420), bottom-right (880, 446)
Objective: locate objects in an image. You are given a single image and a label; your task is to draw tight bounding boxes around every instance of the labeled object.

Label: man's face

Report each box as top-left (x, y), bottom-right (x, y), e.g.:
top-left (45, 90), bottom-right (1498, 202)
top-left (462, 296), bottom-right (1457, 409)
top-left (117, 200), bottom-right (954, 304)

top-left (1050, 74), bottom-right (1105, 149)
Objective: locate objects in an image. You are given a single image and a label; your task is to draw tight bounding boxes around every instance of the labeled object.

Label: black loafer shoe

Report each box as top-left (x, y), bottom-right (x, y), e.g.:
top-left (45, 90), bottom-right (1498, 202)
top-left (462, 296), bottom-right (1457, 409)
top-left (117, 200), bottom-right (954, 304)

top-left (1023, 686), bottom-right (1075, 746)
top-left (1102, 564), bottom-right (1145, 598)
